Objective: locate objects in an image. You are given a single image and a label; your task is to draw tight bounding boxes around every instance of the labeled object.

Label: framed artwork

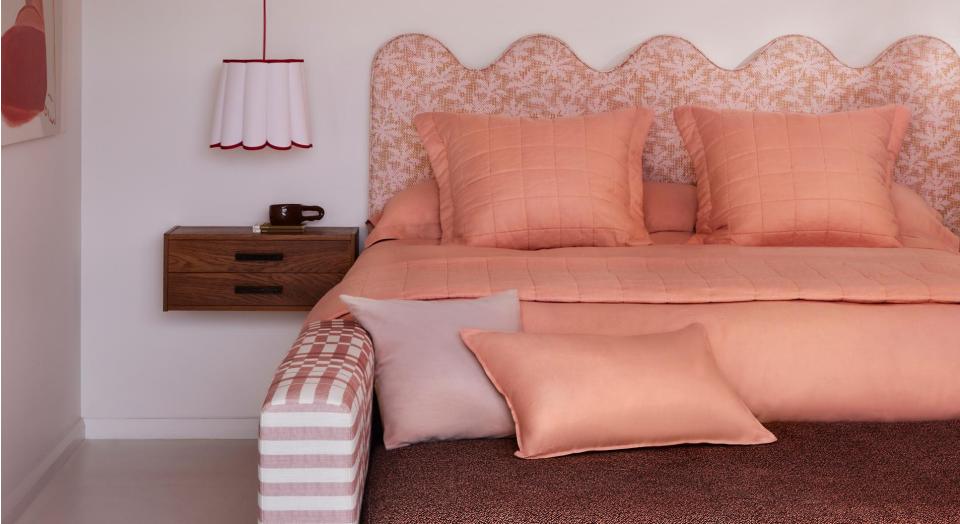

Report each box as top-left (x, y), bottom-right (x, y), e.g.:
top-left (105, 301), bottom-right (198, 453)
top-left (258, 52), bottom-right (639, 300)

top-left (1, 0), bottom-right (60, 146)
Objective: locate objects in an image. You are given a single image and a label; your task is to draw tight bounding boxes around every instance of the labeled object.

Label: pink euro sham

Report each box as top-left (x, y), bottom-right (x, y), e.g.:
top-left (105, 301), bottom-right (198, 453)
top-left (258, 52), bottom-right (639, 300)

top-left (643, 181), bottom-right (697, 233)
top-left (675, 105), bottom-right (911, 247)
top-left (364, 180), bottom-right (441, 248)
top-left (892, 183), bottom-right (960, 253)
top-left (414, 108), bottom-right (654, 249)
top-left (460, 325), bottom-right (776, 459)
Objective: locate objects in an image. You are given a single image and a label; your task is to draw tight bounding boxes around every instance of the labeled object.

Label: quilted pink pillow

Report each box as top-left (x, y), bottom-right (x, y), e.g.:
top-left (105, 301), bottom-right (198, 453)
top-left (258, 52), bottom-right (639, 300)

top-left (675, 105), bottom-right (910, 247)
top-left (414, 109), bottom-right (654, 249)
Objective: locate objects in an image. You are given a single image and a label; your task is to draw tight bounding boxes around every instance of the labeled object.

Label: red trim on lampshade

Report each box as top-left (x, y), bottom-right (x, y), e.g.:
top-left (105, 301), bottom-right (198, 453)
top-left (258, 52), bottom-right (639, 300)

top-left (210, 141), bottom-right (313, 151)
top-left (222, 58), bottom-right (304, 63)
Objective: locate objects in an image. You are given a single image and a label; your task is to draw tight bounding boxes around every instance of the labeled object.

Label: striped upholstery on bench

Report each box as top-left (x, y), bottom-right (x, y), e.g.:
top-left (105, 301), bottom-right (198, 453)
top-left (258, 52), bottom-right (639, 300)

top-left (259, 320), bottom-right (374, 524)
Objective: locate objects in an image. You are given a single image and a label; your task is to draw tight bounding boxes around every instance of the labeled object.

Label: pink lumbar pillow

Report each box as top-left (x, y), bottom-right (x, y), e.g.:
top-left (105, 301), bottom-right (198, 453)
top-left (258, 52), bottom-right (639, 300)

top-left (414, 108), bottom-right (655, 249)
top-left (674, 105), bottom-right (910, 247)
top-left (365, 179), bottom-right (441, 248)
top-left (341, 291), bottom-right (519, 449)
top-left (460, 324), bottom-right (776, 459)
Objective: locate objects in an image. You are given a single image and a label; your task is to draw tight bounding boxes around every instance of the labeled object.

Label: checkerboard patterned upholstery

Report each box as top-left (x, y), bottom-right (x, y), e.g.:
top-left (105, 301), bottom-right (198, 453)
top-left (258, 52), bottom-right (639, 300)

top-left (259, 320), bottom-right (374, 524)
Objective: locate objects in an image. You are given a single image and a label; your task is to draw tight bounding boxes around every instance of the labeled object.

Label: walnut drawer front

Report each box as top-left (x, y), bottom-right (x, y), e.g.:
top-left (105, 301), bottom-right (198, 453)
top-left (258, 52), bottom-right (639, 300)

top-left (163, 226), bottom-right (358, 312)
top-left (166, 273), bottom-right (342, 310)
top-left (166, 240), bottom-right (353, 274)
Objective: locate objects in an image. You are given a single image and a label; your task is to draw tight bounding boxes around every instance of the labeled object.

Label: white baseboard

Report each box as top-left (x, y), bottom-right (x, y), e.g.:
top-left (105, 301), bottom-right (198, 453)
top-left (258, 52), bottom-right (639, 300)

top-left (3, 419), bottom-right (85, 523)
top-left (83, 417), bottom-right (258, 439)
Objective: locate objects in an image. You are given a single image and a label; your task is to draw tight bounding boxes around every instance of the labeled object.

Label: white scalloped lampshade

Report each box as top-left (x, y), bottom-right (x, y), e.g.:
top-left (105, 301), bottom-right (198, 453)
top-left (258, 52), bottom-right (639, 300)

top-left (209, 60), bottom-right (312, 150)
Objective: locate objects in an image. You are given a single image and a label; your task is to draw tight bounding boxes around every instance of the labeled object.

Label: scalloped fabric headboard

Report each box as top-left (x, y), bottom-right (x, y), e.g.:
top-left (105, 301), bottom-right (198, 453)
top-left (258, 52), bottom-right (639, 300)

top-left (369, 34), bottom-right (960, 234)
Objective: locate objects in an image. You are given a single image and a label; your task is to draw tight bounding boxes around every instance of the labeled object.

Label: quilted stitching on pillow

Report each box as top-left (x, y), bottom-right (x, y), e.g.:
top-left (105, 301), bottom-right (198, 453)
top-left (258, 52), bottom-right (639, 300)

top-left (674, 105), bottom-right (910, 247)
top-left (414, 109), bottom-right (654, 249)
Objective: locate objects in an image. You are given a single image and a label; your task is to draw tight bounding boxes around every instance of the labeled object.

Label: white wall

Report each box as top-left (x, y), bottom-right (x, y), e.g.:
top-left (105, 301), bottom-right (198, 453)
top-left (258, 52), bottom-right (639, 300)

top-left (80, 0), bottom-right (960, 437)
top-left (1, 0), bottom-right (83, 516)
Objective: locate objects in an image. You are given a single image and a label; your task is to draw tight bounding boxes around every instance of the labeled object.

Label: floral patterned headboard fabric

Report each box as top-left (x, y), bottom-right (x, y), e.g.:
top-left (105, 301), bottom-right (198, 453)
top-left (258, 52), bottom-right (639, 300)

top-left (369, 34), bottom-right (960, 234)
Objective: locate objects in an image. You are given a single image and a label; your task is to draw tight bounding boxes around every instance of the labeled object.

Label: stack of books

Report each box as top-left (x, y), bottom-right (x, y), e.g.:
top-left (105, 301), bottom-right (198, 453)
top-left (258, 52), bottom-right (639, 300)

top-left (253, 222), bottom-right (305, 234)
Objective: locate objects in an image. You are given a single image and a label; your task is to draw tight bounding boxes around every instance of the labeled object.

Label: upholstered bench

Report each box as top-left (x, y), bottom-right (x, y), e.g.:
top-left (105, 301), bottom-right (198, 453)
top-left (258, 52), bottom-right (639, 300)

top-left (259, 320), bottom-right (374, 524)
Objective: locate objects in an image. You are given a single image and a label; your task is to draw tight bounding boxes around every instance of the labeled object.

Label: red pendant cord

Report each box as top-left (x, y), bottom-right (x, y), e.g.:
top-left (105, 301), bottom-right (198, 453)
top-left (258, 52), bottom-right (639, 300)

top-left (262, 0), bottom-right (267, 60)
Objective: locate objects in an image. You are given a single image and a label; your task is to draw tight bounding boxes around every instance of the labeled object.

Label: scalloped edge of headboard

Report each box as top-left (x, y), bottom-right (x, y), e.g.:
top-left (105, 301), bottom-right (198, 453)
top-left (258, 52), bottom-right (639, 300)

top-left (373, 33), bottom-right (959, 74)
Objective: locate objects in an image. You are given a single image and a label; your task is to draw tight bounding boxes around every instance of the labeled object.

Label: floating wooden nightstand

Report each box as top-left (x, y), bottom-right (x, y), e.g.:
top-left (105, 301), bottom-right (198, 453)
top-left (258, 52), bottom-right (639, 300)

top-left (163, 226), bottom-right (358, 311)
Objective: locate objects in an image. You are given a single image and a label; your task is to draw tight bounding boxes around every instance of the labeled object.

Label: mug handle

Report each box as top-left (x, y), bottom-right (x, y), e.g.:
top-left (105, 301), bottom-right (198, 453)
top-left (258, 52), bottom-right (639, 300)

top-left (301, 205), bottom-right (325, 222)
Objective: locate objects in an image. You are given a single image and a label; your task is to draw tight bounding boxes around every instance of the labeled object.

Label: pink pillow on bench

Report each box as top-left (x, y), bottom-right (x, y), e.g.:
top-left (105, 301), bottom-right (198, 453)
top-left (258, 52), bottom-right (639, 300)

top-left (341, 291), bottom-right (519, 449)
top-left (414, 108), bottom-right (654, 249)
top-left (460, 325), bottom-right (776, 459)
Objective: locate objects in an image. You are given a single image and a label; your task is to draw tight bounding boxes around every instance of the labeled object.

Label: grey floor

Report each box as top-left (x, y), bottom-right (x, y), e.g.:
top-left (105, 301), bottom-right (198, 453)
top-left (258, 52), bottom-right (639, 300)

top-left (15, 440), bottom-right (259, 524)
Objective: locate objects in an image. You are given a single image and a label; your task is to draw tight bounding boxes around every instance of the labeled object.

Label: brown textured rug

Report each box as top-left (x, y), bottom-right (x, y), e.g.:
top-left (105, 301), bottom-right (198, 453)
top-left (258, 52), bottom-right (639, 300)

top-left (361, 421), bottom-right (960, 523)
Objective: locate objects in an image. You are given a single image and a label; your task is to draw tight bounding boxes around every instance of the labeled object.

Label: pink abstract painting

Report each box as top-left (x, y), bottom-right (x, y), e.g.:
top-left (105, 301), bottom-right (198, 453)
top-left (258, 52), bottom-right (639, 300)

top-left (1, 0), bottom-right (59, 145)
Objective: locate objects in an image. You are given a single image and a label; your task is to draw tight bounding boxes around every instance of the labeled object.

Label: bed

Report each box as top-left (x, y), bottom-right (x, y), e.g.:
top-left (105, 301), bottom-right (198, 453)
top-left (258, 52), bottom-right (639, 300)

top-left (258, 34), bottom-right (960, 524)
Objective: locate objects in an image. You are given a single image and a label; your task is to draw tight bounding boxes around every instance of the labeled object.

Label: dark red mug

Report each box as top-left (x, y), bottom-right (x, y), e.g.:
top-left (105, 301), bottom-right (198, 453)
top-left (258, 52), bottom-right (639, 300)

top-left (269, 204), bottom-right (325, 226)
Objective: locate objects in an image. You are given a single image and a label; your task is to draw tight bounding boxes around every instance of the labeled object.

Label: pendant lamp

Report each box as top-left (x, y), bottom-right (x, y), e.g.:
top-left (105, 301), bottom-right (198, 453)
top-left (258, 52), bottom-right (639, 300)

top-left (210, 0), bottom-right (312, 150)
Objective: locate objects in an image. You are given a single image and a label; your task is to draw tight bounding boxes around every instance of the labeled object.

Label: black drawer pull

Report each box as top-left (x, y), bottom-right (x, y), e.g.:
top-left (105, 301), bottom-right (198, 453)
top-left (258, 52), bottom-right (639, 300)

top-left (234, 285), bottom-right (283, 295)
top-left (235, 252), bottom-right (283, 262)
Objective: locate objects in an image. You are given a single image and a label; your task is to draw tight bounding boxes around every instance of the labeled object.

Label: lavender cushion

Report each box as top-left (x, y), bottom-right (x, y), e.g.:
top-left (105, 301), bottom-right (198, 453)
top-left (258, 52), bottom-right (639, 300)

top-left (340, 290), bottom-right (520, 449)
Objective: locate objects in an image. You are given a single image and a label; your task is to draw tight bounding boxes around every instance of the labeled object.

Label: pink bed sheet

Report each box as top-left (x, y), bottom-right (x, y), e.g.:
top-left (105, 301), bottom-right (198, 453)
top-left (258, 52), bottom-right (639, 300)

top-left (307, 240), bottom-right (960, 422)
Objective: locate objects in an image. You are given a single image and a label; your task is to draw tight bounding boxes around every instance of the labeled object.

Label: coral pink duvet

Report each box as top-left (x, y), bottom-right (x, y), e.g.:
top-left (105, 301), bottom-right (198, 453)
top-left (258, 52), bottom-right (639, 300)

top-left (309, 241), bottom-right (960, 423)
